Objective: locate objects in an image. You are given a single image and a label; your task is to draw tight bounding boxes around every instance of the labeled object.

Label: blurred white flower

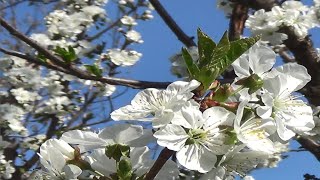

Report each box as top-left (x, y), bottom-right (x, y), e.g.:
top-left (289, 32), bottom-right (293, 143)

top-left (125, 30), bottom-right (143, 43)
top-left (121, 15), bottom-right (137, 26)
top-left (106, 49), bottom-right (142, 66)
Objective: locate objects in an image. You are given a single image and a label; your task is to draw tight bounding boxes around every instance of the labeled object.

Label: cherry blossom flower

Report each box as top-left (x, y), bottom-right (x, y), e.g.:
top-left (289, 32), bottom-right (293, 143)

top-left (87, 146), bottom-right (179, 179)
top-left (258, 74), bottom-right (314, 140)
top-left (39, 139), bottom-right (82, 179)
top-left (154, 105), bottom-right (235, 172)
top-left (111, 80), bottom-right (201, 128)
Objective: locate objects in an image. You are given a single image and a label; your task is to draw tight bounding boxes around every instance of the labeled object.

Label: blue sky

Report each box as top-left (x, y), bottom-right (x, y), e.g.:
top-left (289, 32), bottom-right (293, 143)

top-left (119, 0), bottom-right (320, 179)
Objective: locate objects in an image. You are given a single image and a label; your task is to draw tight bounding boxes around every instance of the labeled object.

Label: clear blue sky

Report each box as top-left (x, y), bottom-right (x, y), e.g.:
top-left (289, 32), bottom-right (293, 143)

top-left (118, 0), bottom-right (320, 179)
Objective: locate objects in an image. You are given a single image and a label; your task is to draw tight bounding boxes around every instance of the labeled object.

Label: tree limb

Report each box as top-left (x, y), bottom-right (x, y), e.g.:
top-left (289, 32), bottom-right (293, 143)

top-left (229, 2), bottom-right (248, 41)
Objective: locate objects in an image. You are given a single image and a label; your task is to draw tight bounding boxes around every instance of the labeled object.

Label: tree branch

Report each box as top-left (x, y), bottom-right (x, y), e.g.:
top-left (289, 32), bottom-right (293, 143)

top-left (144, 148), bottom-right (174, 180)
top-left (0, 17), bottom-right (173, 89)
top-left (229, 2), bottom-right (248, 41)
top-left (296, 136), bottom-right (320, 161)
top-left (0, 48), bottom-right (172, 89)
top-left (149, 0), bottom-right (196, 47)
top-left (0, 16), bottom-right (67, 67)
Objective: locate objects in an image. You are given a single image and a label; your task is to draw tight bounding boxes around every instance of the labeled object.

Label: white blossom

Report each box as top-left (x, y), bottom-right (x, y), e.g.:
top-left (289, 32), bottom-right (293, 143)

top-left (105, 49), bottom-right (142, 66)
top-left (39, 139), bottom-right (82, 179)
top-left (88, 146), bottom-right (179, 179)
top-left (154, 105), bottom-right (235, 172)
top-left (121, 15), bottom-right (138, 26)
top-left (125, 30), bottom-right (143, 43)
top-left (111, 80), bottom-right (200, 128)
top-left (258, 74), bottom-right (314, 140)
top-left (234, 101), bottom-right (276, 153)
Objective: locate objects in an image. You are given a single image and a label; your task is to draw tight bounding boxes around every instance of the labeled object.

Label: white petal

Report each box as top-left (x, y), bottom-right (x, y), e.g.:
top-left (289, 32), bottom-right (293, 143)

top-left (234, 100), bottom-right (248, 131)
top-left (153, 108), bottom-right (175, 128)
top-left (203, 107), bottom-right (236, 128)
top-left (63, 164), bottom-right (82, 179)
top-left (167, 80), bottom-right (200, 98)
top-left (130, 147), bottom-right (150, 169)
top-left (256, 106), bottom-right (272, 119)
top-left (111, 104), bottom-right (153, 121)
top-left (266, 63), bottom-right (311, 91)
top-left (61, 130), bottom-right (106, 152)
top-left (232, 54), bottom-right (251, 78)
top-left (206, 133), bottom-right (233, 155)
top-left (264, 74), bottom-right (302, 98)
top-left (47, 147), bottom-right (66, 173)
top-left (275, 116), bottom-right (296, 141)
top-left (246, 138), bottom-right (275, 153)
top-left (154, 124), bottom-right (188, 151)
top-left (248, 43), bottom-right (276, 75)
top-left (89, 148), bottom-right (117, 176)
top-left (176, 144), bottom-right (217, 173)
top-left (280, 103), bottom-right (314, 133)
top-left (111, 88), bottom-right (160, 120)
top-left (98, 124), bottom-right (148, 146)
top-left (128, 129), bottom-right (156, 146)
top-left (199, 166), bottom-right (226, 180)
top-left (172, 104), bottom-right (203, 129)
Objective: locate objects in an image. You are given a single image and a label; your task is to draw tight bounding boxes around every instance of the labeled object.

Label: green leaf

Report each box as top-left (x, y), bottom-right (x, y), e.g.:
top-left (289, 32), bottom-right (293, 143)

top-left (105, 144), bottom-right (130, 162)
top-left (37, 53), bottom-right (47, 63)
top-left (227, 35), bottom-right (260, 62)
top-left (182, 48), bottom-right (200, 79)
top-left (197, 28), bottom-right (216, 67)
top-left (54, 46), bottom-right (77, 63)
top-left (196, 69), bottom-right (219, 90)
top-left (182, 29), bottom-right (260, 91)
top-left (84, 64), bottom-right (103, 77)
top-left (203, 34), bottom-right (259, 87)
top-left (204, 31), bottom-right (231, 74)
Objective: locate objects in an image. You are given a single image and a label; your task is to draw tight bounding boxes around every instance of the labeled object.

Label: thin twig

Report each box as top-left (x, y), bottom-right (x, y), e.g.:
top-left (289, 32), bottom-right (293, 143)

top-left (149, 0), bottom-right (196, 47)
top-left (0, 47), bottom-right (69, 73)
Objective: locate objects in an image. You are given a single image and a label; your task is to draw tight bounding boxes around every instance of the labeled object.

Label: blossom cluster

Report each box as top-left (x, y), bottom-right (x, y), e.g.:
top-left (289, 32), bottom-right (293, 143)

top-left (37, 124), bottom-right (179, 179)
top-left (36, 43), bottom-right (316, 179)
top-left (0, 137), bottom-right (15, 179)
top-left (217, 0), bottom-right (320, 45)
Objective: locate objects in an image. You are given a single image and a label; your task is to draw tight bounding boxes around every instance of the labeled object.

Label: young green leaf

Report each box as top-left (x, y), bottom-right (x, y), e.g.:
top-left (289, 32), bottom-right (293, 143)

top-left (54, 46), bottom-right (77, 63)
top-left (182, 48), bottom-right (200, 79)
top-left (197, 28), bottom-right (216, 67)
top-left (84, 64), bottom-right (103, 77)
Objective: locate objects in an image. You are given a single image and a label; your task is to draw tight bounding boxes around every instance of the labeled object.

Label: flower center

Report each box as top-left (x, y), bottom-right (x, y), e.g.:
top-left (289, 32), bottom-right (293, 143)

top-left (185, 129), bottom-right (208, 145)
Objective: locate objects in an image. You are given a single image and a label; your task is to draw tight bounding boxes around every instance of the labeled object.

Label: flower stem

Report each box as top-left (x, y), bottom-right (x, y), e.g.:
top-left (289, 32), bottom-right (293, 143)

top-left (144, 148), bottom-right (174, 180)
